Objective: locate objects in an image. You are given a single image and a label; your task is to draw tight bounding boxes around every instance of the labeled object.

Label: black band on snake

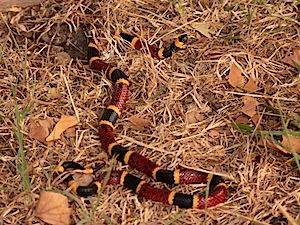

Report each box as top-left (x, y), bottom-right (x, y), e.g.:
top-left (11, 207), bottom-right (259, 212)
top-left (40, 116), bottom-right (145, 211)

top-left (56, 32), bottom-right (227, 209)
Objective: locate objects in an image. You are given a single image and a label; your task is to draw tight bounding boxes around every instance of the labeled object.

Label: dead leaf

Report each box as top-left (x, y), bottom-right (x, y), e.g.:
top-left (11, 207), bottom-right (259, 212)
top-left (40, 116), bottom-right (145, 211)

top-left (241, 96), bottom-right (257, 118)
top-left (215, 127), bottom-right (232, 136)
top-left (29, 118), bottom-right (53, 144)
top-left (282, 49), bottom-right (300, 68)
top-left (260, 135), bottom-right (300, 155)
top-left (228, 62), bottom-right (245, 88)
top-left (280, 135), bottom-right (300, 153)
top-left (191, 22), bottom-right (216, 39)
top-left (199, 0), bottom-right (212, 7)
top-left (55, 52), bottom-right (71, 66)
top-left (244, 78), bottom-right (259, 91)
top-left (17, 24), bottom-right (27, 32)
top-left (72, 173), bottom-right (94, 187)
top-left (251, 114), bottom-right (260, 125)
top-left (47, 87), bottom-right (61, 100)
top-left (128, 115), bottom-right (151, 131)
top-left (235, 115), bottom-right (251, 125)
top-left (35, 191), bottom-right (72, 225)
top-left (195, 33), bottom-right (208, 42)
top-left (208, 130), bottom-right (220, 138)
top-left (0, 0), bottom-right (45, 12)
top-left (46, 115), bottom-right (79, 141)
top-left (186, 104), bottom-right (206, 124)
top-left (64, 127), bottom-right (76, 137)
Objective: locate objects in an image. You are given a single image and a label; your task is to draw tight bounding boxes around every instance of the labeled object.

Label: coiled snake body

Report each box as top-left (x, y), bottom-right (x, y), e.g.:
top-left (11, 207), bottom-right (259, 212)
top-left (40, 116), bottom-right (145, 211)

top-left (56, 32), bottom-right (227, 209)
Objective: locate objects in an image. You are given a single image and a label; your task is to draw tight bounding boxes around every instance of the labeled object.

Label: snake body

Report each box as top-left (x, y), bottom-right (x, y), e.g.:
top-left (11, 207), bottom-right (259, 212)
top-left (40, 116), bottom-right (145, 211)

top-left (57, 32), bottom-right (227, 209)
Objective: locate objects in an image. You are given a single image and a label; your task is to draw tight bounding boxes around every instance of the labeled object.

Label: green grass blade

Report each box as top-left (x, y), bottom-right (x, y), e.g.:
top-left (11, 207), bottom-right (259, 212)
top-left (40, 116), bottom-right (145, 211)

top-left (165, 212), bottom-right (182, 225)
top-left (247, 0), bottom-right (258, 27)
top-left (21, 102), bottom-right (35, 120)
top-left (220, 34), bottom-right (242, 40)
top-left (1, 24), bottom-right (34, 193)
top-left (231, 123), bottom-right (255, 133)
top-left (1, 44), bottom-right (31, 192)
top-left (151, 84), bottom-right (168, 100)
top-left (277, 102), bottom-right (300, 172)
top-left (76, 217), bottom-right (93, 225)
top-left (224, 6), bottom-right (234, 11)
top-left (90, 164), bottom-right (113, 212)
top-left (102, 212), bottom-right (113, 225)
top-left (0, 187), bottom-right (19, 193)
top-left (232, 123), bottom-right (300, 137)
top-left (272, 13), bottom-right (300, 25)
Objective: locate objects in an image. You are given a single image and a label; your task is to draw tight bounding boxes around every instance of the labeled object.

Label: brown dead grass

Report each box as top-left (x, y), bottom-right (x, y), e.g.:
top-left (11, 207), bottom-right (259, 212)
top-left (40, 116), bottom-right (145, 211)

top-left (1, 0), bottom-right (300, 224)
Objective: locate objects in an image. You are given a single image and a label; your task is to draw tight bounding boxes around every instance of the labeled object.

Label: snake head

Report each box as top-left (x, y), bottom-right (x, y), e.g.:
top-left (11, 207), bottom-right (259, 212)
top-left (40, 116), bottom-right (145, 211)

top-left (178, 34), bottom-right (188, 44)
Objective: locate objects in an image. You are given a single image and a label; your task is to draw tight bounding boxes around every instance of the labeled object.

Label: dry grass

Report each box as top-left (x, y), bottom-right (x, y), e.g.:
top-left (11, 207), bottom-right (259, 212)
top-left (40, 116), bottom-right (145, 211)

top-left (1, 0), bottom-right (300, 224)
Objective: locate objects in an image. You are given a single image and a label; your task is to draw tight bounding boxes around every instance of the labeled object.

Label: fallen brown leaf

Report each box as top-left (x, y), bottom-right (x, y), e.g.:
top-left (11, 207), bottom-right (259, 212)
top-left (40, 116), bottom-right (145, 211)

top-left (47, 87), bottom-right (61, 100)
top-left (244, 78), bottom-right (259, 91)
top-left (186, 104), bottom-right (206, 124)
top-left (0, 0), bottom-right (45, 12)
top-left (29, 118), bottom-right (53, 144)
top-left (282, 49), bottom-right (300, 68)
top-left (46, 115), bottom-right (79, 141)
top-left (234, 115), bottom-right (251, 125)
top-left (215, 127), bottom-right (232, 136)
top-left (191, 22), bottom-right (216, 39)
top-left (208, 130), bottom-right (220, 138)
top-left (128, 115), bottom-right (151, 131)
top-left (251, 114), bottom-right (260, 125)
top-left (280, 135), bottom-right (300, 154)
top-left (260, 135), bottom-right (300, 155)
top-left (72, 173), bottom-right (94, 187)
top-left (64, 127), bottom-right (76, 137)
top-left (55, 52), bottom-right (71, 66)
top-left (195, 33), bottom-right (208, 42)
top-left (228, 62), bottom-right (245, 88)
top-left (35, 191), bottom-right (72, 225)
top-left (199, 0), bottom-right (212, 7)
top-left (241, 96), bottom-right (257, 118)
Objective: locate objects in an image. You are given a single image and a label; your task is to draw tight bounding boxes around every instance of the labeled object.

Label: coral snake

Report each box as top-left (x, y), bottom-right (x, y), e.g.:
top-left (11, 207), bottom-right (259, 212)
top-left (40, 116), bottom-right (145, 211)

top-left (56, 32), bottom-right (227, 209)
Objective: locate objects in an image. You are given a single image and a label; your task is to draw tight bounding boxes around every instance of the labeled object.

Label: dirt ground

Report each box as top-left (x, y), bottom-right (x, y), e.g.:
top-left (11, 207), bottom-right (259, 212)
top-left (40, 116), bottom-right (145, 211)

top-left (1, 0), bottom-right (300, 224)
